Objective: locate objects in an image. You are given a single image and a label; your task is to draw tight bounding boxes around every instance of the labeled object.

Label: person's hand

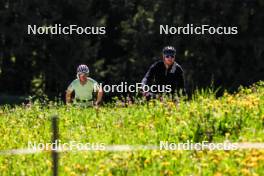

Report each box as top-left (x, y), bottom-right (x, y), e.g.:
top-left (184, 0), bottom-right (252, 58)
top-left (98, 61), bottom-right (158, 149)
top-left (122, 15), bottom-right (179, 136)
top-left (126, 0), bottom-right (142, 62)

top-left (142, 91), bottom-right (150, 97)
top-left (94, 101), bottom-right (100, 109)
top-left (65, 102), bottom-right (72, 111)
top-left (66, 102), bottom-right (72, 106)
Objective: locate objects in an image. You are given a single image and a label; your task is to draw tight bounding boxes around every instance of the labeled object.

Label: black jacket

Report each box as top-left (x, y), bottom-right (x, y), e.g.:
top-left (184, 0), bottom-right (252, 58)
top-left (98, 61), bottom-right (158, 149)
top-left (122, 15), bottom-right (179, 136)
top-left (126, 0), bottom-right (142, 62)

top-left (141, 60), bottom-right (185, 95)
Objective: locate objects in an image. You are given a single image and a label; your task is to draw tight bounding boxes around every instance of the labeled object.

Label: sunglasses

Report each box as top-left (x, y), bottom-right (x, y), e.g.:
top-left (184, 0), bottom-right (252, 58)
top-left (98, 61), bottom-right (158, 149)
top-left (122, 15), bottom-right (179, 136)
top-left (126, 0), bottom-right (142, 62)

top-left (164, 54), bottom-right (175, 59)
top-left (78, 73), bottom-right (89, 77)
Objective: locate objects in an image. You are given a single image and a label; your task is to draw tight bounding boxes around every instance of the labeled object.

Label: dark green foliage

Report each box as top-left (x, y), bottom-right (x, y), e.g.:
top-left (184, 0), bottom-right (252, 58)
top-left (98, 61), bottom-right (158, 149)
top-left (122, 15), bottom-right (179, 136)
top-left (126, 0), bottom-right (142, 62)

top-left (0, 0), bottom-right (263, 100)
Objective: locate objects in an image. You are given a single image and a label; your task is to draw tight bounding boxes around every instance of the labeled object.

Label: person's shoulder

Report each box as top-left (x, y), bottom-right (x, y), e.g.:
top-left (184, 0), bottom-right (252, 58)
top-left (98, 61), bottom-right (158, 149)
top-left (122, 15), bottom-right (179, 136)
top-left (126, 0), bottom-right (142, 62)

top-left (71, 79), bottom-right (79, 84)
top-left (69, 79), bottom-right (79, 85)
top-left (87, 77), bottom-right (98, 84)
top-left (174, 62), bottom-right (184, 72)
top-left (67, 79), bottom-right (78, 90)
top-left (150, 60), bottom-right (163, 68)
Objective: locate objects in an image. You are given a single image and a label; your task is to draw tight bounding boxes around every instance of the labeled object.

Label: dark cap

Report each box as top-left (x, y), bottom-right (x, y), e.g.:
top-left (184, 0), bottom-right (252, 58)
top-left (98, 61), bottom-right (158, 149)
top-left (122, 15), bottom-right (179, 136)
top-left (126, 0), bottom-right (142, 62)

top-left (163, 46), bottom-right (176, 55)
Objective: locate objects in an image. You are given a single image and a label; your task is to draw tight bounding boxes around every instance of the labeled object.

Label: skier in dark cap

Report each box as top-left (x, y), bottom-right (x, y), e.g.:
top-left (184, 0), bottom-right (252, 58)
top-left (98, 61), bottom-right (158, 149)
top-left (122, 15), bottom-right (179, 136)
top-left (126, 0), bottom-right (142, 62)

top-left (141, 46), bottom-right (185, 100)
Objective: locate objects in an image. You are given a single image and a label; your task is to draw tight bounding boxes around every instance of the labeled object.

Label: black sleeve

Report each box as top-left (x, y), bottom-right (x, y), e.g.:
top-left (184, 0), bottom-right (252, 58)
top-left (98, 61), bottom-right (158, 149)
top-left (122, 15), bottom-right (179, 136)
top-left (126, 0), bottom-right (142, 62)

top-left (176, 66), bottom-right (186, 95)
top-left (141, 62), bottom-right (157, 86)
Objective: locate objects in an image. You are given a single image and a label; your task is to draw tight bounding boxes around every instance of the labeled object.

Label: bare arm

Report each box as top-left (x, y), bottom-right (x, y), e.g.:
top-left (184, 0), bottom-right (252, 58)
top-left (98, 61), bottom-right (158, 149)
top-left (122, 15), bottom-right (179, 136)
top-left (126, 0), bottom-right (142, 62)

top-left (65, 90), bottom-right (73, 104)
top-left (95, 86), bottom-right (103, 105)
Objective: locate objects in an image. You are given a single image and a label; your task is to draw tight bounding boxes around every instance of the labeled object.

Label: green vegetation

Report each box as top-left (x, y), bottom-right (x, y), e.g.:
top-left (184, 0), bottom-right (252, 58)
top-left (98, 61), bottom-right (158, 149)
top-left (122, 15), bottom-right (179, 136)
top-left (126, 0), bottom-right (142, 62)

top-left (0, 82), bottom-right (264, 175)
top-left (1, 1), bottom-right (264, 97)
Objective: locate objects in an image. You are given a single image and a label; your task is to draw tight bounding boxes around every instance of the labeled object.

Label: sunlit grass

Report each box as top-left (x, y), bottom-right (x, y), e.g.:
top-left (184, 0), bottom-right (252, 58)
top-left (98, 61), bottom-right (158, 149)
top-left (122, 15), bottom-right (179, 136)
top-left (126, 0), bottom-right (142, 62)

top-left (0, 81), bottom-right (263, 175)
